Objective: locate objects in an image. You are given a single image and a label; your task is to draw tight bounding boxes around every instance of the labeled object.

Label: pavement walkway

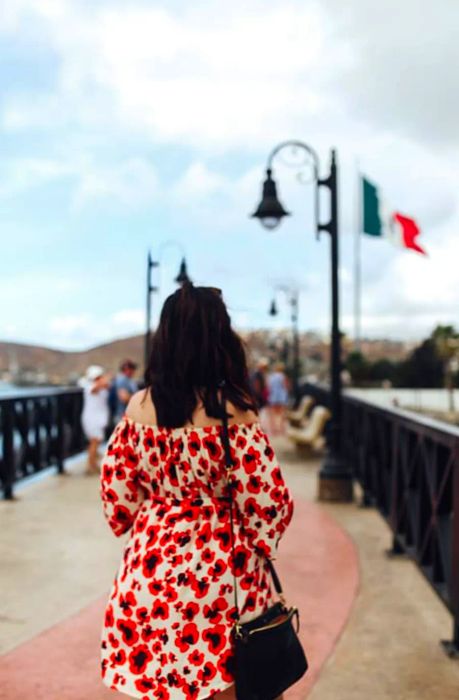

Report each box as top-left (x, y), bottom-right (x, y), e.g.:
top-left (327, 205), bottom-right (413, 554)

top-left (1, 437), bottom-right (458, 699)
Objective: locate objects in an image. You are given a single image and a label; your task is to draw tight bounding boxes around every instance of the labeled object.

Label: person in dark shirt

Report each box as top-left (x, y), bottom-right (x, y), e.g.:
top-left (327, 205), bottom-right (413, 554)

top-left (112, 359), bottom-right (138, 421)
top-left (250, 357), bottom-right (269, 409)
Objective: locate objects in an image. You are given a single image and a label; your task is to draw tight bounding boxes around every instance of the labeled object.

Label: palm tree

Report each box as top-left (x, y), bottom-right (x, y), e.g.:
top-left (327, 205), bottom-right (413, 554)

top-left (432, 325), bottom-right (459, 413)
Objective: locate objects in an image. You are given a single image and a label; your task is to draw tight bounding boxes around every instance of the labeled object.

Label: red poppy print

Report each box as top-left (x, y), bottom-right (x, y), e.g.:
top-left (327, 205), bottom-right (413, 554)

top-left (187, 432), bottom-right (201, 456)
top-left (217, 649), bottom-right (235, 682)
top-left (203, 597), bottom-right (228, 624)
top-left (129, 644), bottom-right (153, 674)
top-left (202, 624), bottom-right (226, 655)
top-left (175, 623), bottom-right (200, 652)
top-left (142, 548), bottom-right (163, 578)
top-left (154, 683), bottom-right (170, 700)
top-left (151, 600), bottom-right (169, 620)
top-left (135, 674), bottom-right (155, 693)
top-left (116, 618), bottom-right (139, 647)
top-left (119, 591), bottom-right (137, 617)
top-left (198, 661), bottom-right (217, 684)
top-left (104, 604), bottom-right (114, 628)
top-left (181, 602), bottom-right (199, 622)
top-left (196, 522), bottom-right (212, 549)
top-left (136, 606), bottom-right (149, 624)
top-left (208, 558), bottom-right (227, 581)
top-left (242, 446), bottom-right (261, 474)
top-left (146, 524), bottom-right (161, 547)
top-left (188, 648), bottom-right (205, 666)
top-left (110, 649), bottom-right (126, 667)
top-left (230, 544), bottom-right (251, 577)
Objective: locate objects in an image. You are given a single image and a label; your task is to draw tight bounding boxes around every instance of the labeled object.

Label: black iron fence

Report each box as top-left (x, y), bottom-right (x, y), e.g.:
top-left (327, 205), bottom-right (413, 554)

top-left (302, 383), bottom-right (459, 655)
top-left (0, 388), bottom-right (85, 499)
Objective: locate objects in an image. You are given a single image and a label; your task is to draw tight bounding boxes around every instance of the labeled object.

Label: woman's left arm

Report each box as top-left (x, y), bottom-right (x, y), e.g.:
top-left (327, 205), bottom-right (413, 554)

top-left (99, 419), bottom-right (146, 537)
top-left (232, 427), bottom-right (294, 559)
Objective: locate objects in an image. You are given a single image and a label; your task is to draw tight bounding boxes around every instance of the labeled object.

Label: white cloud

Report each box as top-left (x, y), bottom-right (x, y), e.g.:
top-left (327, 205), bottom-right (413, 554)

top-left (111, 308), bottom-right (144, 330)
top-left (0, 154), bottom-right (158, 209)
top-left (0, 157), bottom-right (74, 197)
top-left (46, 308), bottom-right (145, 349)
top-left (72, 157), bottom-right (158, 209)
top-left (172, 163), bottom-right (225, 201)
top-left (323, 0), bottom-right (459, 149)
top-left (49, 313), bottom-right (92, 336)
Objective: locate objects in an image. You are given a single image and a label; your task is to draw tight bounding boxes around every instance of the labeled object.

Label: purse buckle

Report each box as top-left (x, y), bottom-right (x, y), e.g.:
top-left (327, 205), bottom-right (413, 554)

top-left (234, 622), bottom-right (247, 642)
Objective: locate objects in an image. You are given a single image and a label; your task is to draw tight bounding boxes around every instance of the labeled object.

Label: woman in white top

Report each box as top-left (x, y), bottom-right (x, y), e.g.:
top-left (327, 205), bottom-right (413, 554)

top-left (267, 362), bottom-right (290, 435)
top-left (80, 365), bottom-right (111, 475)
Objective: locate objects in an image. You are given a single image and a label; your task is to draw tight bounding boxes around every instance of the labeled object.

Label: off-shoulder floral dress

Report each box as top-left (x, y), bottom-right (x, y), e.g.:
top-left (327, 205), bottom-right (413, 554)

top-left (99, 415), bottom-right (294, 700)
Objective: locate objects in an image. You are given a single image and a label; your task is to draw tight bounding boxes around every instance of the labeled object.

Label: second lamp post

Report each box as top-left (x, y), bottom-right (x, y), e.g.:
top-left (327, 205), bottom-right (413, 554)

top-left (145, 251), bottom-right (191, 371)
top-left (251, 141), bottom-right (352, 503)
top-left (269, 286), bottom-right (300, 399)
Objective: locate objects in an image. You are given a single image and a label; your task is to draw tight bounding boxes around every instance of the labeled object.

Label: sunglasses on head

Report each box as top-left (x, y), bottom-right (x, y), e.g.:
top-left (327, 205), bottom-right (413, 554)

top-left (179, 283), bottom-right (222, 298)
top-left (203, 286), bottom-right (222, 296)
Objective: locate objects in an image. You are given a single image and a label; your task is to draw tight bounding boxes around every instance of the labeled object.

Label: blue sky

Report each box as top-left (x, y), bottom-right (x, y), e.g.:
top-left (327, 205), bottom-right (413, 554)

top-left (1, 0), bottom-right (458, 349)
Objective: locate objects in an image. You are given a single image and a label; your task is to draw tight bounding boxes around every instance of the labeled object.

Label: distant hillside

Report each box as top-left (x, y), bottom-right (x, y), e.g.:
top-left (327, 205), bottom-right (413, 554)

top-left (0, 331), bottom-right (412, 386)
top-left (0, 335), bottom-right (144, 385)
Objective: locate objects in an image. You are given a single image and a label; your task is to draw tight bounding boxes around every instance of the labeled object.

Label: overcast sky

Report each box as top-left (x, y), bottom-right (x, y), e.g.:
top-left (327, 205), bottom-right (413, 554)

top-left (1, 0), bottom-right (458, 350)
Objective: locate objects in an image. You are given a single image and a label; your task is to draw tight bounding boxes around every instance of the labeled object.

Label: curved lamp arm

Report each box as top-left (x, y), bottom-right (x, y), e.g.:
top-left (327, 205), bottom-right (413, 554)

top-left (266, 140), bottom-right (321, 239)
top-left (267, 139), bottom-right (320, 172)
top-left (150, 240), bottom-right (190, 287)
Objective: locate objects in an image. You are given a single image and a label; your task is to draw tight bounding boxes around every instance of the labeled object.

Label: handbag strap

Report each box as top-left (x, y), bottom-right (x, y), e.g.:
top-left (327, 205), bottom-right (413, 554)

top-left (218, 381), bottom-right (285, 619)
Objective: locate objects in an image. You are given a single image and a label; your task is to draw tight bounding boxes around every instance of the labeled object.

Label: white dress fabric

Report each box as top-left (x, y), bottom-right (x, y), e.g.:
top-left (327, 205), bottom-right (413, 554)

top-left (81, 381), bottom-right (109, 440)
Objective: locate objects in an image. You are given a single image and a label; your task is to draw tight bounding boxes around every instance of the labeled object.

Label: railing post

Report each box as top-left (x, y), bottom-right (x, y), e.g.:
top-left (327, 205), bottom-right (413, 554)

top-left (1, 401), bottom-right (15, 500)
top-left (32, 399), bottom-right (41, 474)
top-left (385, 421), bottom-right (405, 557)
top-left (56, 393), bottom-right (66, 474)
top-left (386, 534), bottom-right (405, 558)
top-left (441, 439), bottom-right (459, 657)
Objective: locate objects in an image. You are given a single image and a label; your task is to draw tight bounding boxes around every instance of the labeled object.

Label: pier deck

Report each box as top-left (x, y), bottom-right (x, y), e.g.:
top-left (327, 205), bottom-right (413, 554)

top-left (1, 437), bottom-right (458, 699)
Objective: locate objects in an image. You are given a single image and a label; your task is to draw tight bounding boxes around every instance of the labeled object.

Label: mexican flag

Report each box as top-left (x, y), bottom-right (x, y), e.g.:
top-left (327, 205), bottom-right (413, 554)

top-left (361, 176), bottom-right (426, 255)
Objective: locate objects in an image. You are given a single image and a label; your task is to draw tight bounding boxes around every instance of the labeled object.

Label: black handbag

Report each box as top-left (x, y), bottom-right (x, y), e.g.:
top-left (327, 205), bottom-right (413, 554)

top-left (218, 383), bottom-right (308, 700)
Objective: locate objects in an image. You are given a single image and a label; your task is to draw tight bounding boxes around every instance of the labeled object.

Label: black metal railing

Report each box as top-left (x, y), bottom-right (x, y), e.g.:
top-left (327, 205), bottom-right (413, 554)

top-left (0, 388), bottom-right (85, 499)
top-left (301, 383), bottom-right (459, 656)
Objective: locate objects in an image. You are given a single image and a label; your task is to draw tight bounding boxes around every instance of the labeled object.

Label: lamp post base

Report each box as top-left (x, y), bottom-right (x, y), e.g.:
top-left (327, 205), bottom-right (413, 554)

top-left (317, 452), bottom-right (353, 502)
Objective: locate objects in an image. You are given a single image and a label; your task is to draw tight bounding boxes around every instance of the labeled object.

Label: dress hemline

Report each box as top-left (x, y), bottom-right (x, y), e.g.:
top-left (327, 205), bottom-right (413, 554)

top-left (102, 669), bottom-right (235, 700)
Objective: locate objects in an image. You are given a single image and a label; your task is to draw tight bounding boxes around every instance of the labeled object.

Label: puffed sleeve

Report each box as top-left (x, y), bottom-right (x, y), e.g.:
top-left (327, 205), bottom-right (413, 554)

top-left (99, 418), bottom-right (146, 537)
top-left (231, 425), bottom-right (294, 559)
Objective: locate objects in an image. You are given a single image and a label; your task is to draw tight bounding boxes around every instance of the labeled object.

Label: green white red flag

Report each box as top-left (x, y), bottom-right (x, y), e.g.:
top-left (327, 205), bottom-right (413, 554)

top-left (361, 176), bottom-right (426, 255)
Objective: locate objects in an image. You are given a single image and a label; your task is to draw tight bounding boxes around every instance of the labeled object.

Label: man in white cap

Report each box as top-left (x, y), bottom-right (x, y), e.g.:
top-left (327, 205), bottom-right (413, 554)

top-left (80, 365), bottom-right (111, 475)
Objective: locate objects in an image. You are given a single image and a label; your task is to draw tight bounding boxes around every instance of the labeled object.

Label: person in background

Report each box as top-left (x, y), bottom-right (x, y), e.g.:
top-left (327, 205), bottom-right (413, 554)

top-left (112, 359), bottom-right (138, 421)
top-left (80, 365), bottom-right (111, 475)
top-left (267, 361), bottom-right (290, 435)
top-left (250, 357), bottom-right (269, 408)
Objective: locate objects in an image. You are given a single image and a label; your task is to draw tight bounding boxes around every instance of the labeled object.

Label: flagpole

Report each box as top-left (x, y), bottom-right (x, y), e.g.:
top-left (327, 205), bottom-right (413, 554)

top-left (354, 159), bottom-right (362, 351)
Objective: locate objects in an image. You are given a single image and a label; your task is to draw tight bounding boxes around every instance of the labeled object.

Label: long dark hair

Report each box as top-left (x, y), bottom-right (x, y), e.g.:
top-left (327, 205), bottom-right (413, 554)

top-left (144, 283), bottom-right (257, 427)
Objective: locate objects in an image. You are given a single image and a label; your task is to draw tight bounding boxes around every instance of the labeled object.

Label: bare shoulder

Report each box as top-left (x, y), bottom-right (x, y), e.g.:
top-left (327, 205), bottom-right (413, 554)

top-left (126, 388), bottom-right (157, 425)
top-left (227, 402), bottom-right (259, 426)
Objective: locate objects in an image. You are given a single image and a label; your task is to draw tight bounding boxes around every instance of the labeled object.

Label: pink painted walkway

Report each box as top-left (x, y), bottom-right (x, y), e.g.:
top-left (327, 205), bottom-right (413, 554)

top-left (0, 497), bottom-right (359, 699)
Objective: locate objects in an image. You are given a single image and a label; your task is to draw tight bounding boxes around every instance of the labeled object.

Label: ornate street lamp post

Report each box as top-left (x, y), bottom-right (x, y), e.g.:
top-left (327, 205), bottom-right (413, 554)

top-left (251, 141), bottom-right (353, 502)
top-left (269, 286), bottom-right (300, 399)
top-left (145, 252), bottom-right (159, 373)
top-left (175, 258), bottom-right (192, 286)
top-left (145, 251), bottom-right (191, 371)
